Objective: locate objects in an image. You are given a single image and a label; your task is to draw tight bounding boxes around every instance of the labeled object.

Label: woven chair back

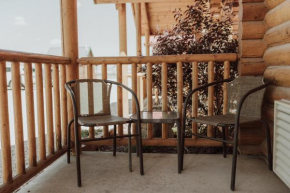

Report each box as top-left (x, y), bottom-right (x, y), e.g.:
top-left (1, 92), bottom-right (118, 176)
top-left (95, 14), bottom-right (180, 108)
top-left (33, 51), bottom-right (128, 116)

top-left (227, 76), bottom-right (266, 118)
top-left (71, 79), bottom-right (112, 117)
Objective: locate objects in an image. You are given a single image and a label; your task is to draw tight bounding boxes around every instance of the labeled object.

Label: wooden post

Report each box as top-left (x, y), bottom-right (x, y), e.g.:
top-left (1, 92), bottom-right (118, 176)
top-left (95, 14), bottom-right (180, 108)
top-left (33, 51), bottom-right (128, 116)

top-left (117, 63), bottom-right (123, 135)
top-left (192, 62), bottom-right (198, 140)
top-left (208, 61), bottom-right (214, 137)
top-left (60, 0), bottom-right (79, 153)
top-left (147, 62), bottom-right (153, 139)
top-left (162, 62), bottom-right (168, 139)
top-left (135, 3), bottom-right (142, 59)
top-left (53, 64), bottom-right (61, 150)
top-left (60, 65), bottom-right (67, 145)
top-left (117, 3), bottom-right (128, 128)
top-left (142, 2), bottom-right (149, 102)
top-left (12, 62), bottom-right (25, 174)
top-left (24, 63), bottom-right (37, 167)
top-left (0, 61), bottom-right (13, 183)
top-left (132, 63), bottom-right (137, 137)
top-left (177, 62), bottom-right (183, 124)
top-left (223, 61), bottom-right (230, 139)
top-left (223, 61), bottom-right (230, 114)
top-left (102, 63), bottom-right (109, 137)
top-left (87, 64), bottom-right (95, 139)
top-left (44, 63), bottom-right (54, 155)
top-left (135, 2), bottom-right (142, 110)
top-left (35, 63), bottom-right (46, 160)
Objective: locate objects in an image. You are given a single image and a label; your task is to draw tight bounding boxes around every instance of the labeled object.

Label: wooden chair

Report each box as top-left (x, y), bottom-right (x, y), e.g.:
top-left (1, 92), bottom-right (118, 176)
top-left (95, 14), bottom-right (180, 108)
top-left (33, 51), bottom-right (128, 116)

top-left (181, 76), bottom-right (273, 191)
top-left (65, 79), bottom-right (144, 187)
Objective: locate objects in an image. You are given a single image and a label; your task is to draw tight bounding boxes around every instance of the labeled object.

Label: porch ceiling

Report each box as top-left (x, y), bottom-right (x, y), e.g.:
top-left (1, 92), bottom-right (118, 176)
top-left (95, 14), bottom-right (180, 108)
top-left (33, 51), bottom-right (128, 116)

top-left (18, 152), bottom-right (289, 193)
top-left (94, 0), bottom-right (239, 35)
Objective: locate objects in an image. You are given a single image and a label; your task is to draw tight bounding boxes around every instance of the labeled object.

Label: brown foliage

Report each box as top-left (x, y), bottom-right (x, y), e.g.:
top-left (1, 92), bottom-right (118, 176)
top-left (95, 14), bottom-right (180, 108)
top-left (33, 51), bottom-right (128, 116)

top-left (146, 0), bottom-right (238, 136)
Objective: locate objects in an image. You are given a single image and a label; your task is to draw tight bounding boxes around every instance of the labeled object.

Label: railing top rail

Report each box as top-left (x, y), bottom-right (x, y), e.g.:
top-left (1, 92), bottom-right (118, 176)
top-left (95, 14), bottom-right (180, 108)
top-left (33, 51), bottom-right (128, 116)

top-left (0, 49), bottom-right (71, 64)
top-left (78, 53), bottom-right (238, 65)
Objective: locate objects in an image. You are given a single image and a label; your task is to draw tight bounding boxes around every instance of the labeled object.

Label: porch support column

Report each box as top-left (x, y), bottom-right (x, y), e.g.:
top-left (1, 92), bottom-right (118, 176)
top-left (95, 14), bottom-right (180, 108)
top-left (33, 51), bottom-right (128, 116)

top-left (117, 3), bottom-right (128, 133)
top-left (136, 3), bottom-right (142, 58)
top-left (135, 3), bottom-right (142, 110)
top-left (60, 0), bottom-right (79, 153)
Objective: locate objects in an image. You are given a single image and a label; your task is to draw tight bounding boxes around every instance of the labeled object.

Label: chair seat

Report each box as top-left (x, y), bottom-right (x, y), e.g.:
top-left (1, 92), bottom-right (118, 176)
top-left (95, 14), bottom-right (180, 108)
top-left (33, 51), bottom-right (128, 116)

top-left (78, 115), bottom-right (132, 127)
top-left (190, 114), bottom-right (260, 126)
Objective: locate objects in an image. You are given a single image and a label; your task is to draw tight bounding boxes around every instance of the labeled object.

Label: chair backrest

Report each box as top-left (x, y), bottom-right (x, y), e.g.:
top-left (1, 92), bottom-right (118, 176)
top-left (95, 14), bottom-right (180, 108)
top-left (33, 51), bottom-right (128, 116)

top-left (68, 79), bottom-right (112, 117)
top-left (227, 76), bottom-right (266, 118)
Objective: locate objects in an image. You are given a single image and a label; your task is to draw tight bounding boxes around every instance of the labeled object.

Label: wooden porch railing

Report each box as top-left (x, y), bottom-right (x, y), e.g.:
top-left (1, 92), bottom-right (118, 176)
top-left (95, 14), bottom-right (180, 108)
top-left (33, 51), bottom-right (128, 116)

top-left (77, 53), bottom-right (238, 147)
top-left (0, 50), bottom-right (70, 193)
top-left (0, 51), bottom-right (237, 192)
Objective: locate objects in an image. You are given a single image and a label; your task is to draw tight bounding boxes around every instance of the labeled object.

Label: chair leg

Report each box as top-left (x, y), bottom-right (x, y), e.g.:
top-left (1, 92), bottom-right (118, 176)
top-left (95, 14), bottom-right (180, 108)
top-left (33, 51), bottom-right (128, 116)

top-left (230, 125), bottom-right (239, 191)
top-left (128, 123), bottom-right (132, 172)
top-left (67, 119), bottom-right (74, 164)
top-left (261, 120), bottom-right (273, 171)
top-left (181, 122), bottom-right (185, 171)
top-left (137, 121), bottom-right (144, 175)
top-left (113, 125), bottom-right (117, 157)
top-left (222, 127), bottom-right (227, 158)
top-left (177, 121), bottom-right (181, 174)
top-left (74, 121), bottom-right (81, 187)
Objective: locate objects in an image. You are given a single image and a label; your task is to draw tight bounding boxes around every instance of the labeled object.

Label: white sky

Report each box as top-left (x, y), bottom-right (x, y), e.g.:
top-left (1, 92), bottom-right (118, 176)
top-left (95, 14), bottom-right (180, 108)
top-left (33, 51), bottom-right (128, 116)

top-left (0, 0), bottom-right (146, 56)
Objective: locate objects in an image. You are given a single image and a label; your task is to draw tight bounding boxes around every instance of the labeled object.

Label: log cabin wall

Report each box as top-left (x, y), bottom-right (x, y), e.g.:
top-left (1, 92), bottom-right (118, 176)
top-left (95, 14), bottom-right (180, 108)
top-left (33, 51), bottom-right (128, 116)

top-left (237, 0), bottom-right (269, 155)
top-left (262, 0), bottom-right (290, 155)
top-left (238, 0), bottom-right (290, 156)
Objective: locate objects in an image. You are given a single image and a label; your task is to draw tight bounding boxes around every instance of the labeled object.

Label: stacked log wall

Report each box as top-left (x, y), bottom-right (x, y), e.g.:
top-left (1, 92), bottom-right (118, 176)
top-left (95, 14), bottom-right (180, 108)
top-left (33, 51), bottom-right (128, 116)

top-left (238, 0), bottom-right (268, 76)
top-left (262, 0), bottom-right (290, 156)
top-left (237, 0), bottom-right (268, 154)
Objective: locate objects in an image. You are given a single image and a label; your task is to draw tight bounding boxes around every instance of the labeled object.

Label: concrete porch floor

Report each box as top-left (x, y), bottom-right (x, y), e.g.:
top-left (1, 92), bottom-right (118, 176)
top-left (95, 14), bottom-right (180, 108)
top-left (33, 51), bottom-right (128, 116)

top-left (17, 152), bottom-right (289, 193)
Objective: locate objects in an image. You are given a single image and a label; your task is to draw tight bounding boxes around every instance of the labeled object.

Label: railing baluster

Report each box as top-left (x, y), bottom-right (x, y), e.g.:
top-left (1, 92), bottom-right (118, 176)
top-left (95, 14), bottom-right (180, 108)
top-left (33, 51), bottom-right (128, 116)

top-left (132, 63), bottom-right (137, 137)
top-left (35, 63), bottom-right (46, 160)
top-left (137, 74), bottom-right (141, 108)
top-left (102, 63), bottom-right (109, 137)
top-left (24, 62), bottom-right (37, 167)
top-left (117, 63), bottom-right (123, 135)
top-left (143, 76), bottom-right (147, 101)
top-left (87, 63), bottom-right (95, 139)
top-left (192, 61), bottom-right (198, 140)
top-left (177, 62), bottom-right (183, 123)
top-left (53, 64), bottom-right (61, 150)
top-left (45, 63), bottom-right (54, 155)
top-left (12, 62), bottom-right (25, 173)
top-left (60, 65), bottom-right (67, 145)
top-left (207, 61), bottom-right (214, 137)
top-left (223, 61), bottom-right (230, 139)
top-left (146, 62), bottom-right (153, 139)
top-left (162, 62), bottom-right (168, 139)
top-left (0, 61), bottom-right (13, 183)
top-left (223, 61), bottom-right (230, 114)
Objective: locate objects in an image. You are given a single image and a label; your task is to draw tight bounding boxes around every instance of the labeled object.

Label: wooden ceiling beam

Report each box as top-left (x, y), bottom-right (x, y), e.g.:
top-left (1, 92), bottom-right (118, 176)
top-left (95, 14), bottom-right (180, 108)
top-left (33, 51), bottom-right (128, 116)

top-left (141, 2), bottom-right (150, 35)
top-left (131, 3), bottom-right (137, 26)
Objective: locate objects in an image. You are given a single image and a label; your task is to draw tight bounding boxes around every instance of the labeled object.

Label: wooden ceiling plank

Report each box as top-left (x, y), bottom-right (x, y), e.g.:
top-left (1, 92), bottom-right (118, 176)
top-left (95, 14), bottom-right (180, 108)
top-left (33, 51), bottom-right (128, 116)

top-left (95, 0), bottom-right (236, 5)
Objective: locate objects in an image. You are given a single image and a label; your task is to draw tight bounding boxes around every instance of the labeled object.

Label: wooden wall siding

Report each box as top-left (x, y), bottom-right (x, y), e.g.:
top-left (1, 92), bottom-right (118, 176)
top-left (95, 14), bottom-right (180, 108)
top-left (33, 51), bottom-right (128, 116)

top-left (264, 0), bottom-right (286, 9)
top-left (236, 0), bottom-right (270, 154)
top-left (238, 0), bottom-right (268, 76)
top-left (261, 0), bottom-right (290, 156)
